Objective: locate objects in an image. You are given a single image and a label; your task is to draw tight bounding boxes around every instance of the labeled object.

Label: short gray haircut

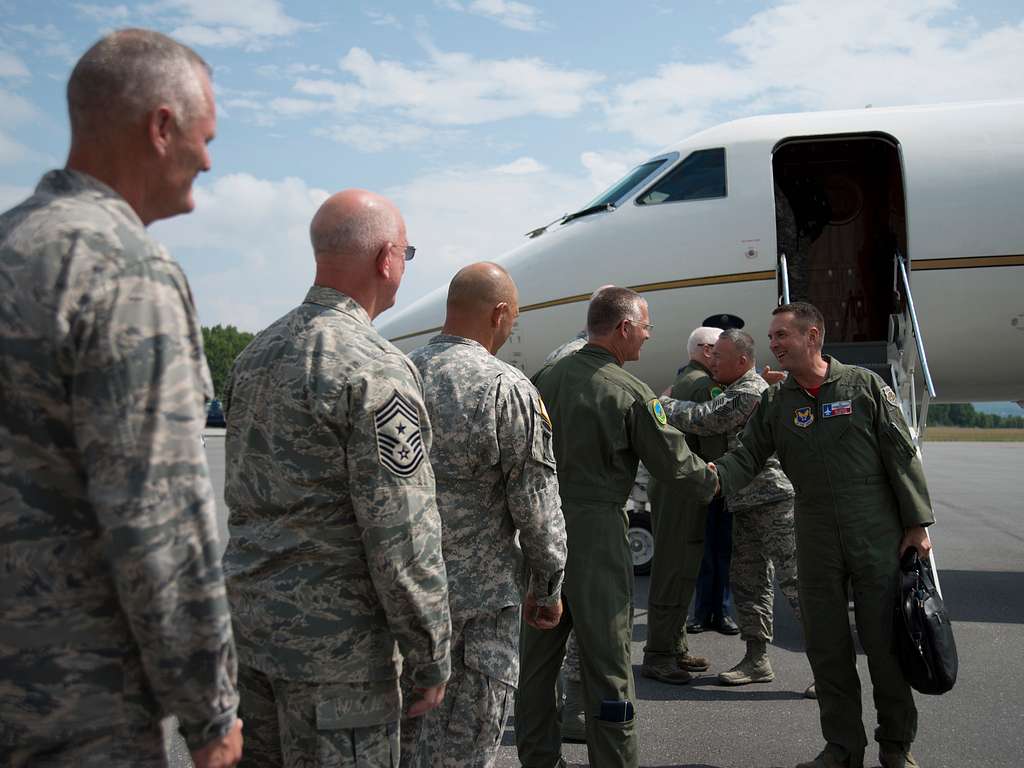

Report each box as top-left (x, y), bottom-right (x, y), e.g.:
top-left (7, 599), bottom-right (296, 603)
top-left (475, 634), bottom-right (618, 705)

top-left (587, 287), bottom-right (645, 337)
top-left (310, 200), bottom-right (402, 258)
top-left (687, 326), bottom-right (722, 358)
top-left (68, 28), bottom-right (211, 137)
top-left (719, 328), bottom-right (755, 362)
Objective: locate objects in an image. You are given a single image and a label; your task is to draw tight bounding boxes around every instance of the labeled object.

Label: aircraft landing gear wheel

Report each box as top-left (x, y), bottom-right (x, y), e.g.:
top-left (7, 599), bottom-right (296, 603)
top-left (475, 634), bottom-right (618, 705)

top-left (628, 510), bottom-right (654, 576)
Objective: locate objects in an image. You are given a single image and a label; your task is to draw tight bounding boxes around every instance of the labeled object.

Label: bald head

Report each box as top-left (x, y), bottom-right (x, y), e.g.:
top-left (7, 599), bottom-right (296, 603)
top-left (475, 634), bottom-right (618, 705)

top-left (310, 189), bottom-right (404, 264)
top-left (447, 262), bottom-right (517, 313)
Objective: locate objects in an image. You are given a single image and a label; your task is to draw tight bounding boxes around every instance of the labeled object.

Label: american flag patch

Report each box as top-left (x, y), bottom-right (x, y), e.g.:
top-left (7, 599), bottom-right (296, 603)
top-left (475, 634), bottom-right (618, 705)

top-left (822, 400), bottom-right (853, 418)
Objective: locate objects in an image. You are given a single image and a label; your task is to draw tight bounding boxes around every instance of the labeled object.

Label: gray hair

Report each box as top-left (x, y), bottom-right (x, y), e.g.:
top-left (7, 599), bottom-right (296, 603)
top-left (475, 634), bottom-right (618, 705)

top-left (309, 199), bottom-right (401, 258)
top-left (68, 28), bottom-right (211, 137)
top-left (719, 328), bottom-right (755, 362)
top-left (686, 326), bottom-right (722, 358)
top-left (587, 287), bottom-right (645, 337)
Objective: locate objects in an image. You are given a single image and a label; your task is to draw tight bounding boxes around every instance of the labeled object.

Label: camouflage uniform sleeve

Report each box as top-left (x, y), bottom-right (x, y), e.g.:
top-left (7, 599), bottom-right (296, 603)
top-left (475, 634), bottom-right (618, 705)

top-left (714, 389), bottom-right (776, 499)
top-left (628, 397), bottom-right (716, 499)
top-left (346, 354), bottom-right (452, 689)
top-left (660, 389), bottom-right (760, 437)
top-left (497, 378), bottom-right (567, 608)
top-left (871, 377), bottom-right (935, 528)
top-left (71, 258), bottom-right (238, 750)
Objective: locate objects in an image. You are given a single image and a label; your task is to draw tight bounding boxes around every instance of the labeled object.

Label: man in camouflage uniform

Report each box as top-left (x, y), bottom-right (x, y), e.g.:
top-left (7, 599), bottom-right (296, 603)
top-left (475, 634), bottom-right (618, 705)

top-left (712, 303), bottom-right (934, 768)
top-left (401, 262), bottom-right (567, 768)
top-left (661, 329), bottom-right (802, 687)
top-left (0, 29), bottom-right (242, 768)
top-left (223, 190), bottom-right (452, 767)
top-left (516, 288), bottom-right (717, 768)
top-left (641, 326), bottom-right (725, 684)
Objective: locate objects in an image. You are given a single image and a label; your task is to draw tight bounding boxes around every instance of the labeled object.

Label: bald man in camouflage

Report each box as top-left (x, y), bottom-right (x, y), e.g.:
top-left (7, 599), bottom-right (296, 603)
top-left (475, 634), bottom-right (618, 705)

top-left (401, 262), bottom-right (567, 767)
top-left (223, 190), bottom-right (451, 767)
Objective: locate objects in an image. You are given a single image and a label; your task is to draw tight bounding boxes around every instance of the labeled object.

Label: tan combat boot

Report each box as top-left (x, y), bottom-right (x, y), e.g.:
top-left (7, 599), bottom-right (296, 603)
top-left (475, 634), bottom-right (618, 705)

top-left (718, 639), bottom-right (774, 685)
top-left (640, 656), bottom-right (693, 685)
top-left (559, 679), bottom-right (586, 742)
top-left (795, 743), bottom-right (864, 768)
top-left (879, 742), bottom-right (920, 767)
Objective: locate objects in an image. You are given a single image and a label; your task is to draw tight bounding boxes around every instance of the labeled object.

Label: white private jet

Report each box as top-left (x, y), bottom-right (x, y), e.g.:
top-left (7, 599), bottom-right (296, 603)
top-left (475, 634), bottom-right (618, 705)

top-left (381, 99), bottom-right (1024, 439)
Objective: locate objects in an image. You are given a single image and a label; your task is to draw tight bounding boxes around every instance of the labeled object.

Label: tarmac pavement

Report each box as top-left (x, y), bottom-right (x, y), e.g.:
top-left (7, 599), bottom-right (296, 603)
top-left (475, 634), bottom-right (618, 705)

top-left (168, 438), bottom-right (1024, 767)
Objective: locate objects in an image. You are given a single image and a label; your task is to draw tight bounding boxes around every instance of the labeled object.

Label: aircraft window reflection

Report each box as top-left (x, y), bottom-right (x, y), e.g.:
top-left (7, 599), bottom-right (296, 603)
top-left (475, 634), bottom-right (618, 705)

top-left (636, 148), bottom-right (726, 205)
top-left (582, 154), bottom-right (677, 209)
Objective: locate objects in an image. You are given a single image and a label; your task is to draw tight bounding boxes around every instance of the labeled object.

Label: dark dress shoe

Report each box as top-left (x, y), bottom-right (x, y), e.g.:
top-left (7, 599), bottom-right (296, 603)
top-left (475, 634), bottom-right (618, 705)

top-left (717, 616), bottom-right (740, 635)
top-left (686, 620), bottom-right (707, 634)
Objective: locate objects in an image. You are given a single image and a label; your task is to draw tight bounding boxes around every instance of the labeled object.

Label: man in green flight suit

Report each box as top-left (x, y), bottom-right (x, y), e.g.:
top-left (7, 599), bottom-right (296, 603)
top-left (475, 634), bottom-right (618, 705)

top-left (642, 326), bottom-right (726, 683)
top-left (711, 302), bottom-right (934, 768)
top-left (516, 287), bottom-right (718, 768)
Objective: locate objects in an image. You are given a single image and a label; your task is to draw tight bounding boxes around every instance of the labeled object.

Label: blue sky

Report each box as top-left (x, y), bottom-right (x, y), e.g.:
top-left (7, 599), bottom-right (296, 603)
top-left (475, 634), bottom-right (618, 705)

top-left (2, 0), bottom-right (1024, 332)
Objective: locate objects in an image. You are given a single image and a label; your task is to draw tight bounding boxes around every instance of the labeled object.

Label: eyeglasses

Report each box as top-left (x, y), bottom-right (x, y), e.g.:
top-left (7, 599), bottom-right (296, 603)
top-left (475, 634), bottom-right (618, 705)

top-left (389, 243), bottom-right (416, 261)
top-left (625, 318), bottom-right (654, 331)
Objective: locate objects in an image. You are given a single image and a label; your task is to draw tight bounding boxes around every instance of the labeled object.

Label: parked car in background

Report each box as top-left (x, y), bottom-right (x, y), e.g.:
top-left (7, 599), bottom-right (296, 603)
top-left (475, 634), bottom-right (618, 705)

top-left (206, 398), bottom-right (226, 428)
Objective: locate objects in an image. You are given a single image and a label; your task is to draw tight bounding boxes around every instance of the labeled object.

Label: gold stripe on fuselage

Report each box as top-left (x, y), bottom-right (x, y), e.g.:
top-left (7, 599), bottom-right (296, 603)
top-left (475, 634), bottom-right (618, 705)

top-left (387, 254), bottom-right (1024, 343)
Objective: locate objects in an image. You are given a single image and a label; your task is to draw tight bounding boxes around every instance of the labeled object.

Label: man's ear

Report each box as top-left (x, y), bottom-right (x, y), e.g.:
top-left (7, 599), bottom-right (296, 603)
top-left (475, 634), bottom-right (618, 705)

top-left (376, 243), bottom-right (392, 278)
top-left (492, 302), bottom-right (508, 328)
top-left (148, 106), bottom-right (175, 157)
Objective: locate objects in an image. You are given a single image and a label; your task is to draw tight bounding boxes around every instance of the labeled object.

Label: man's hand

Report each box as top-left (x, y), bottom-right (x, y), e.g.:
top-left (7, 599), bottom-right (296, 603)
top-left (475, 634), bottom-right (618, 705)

top-left (762, 366), bottom-right (786, 386)
top-left (191, 718), bottom-right (243, 768)
top-left (899, 525), bottom-right (932, 558)
top-left (407, 683), bottom-right (446, 718)
top-left (524, 592), bottom-right (563, 630)
top-left (708, 462), bottom-right (720, 496)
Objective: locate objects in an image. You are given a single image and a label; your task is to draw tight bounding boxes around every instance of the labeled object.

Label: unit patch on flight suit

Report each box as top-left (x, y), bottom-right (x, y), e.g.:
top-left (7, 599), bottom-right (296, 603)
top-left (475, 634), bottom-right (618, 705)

top-left (822, 400), bottom-right (853, 418)
top-left (649, 399), bottom-right (668, 426)
top-left (374, 391), bottom-right (425, 477)
top-left (793, 406), bottom-right (814, 428)
top-left (882, 385), bottom-right (899, 408)
top-left (537, 396), bottom-right (552, 429)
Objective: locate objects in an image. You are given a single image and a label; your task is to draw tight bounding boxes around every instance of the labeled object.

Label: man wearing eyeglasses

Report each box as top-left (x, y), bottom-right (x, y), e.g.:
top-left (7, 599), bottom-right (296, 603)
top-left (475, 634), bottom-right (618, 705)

top-left (517, 287), bottom-right (717, 768)
top-left (222, 190), bottom-right (451, 767)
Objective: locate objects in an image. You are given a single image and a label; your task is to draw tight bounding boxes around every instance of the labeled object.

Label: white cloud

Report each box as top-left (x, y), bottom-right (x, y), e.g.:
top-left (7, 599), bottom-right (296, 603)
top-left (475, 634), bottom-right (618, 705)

top-left (73, 3), bottom-right (131, 23)
top-left (132, 0), bottom-right (314, 50)
top-left (152, 174), bottom-right (329, 329)
top-left (492, 157), bottom-right (546, 174)
top-left (0, 89), bottom-right (37, 125)
top-left (365, 9), bottom-right (401, 28)
top-left (441, 0), bottom-right (545, 31)
top-left (314, 123), bottom-right (431, 153)
top-left (0, 129), bottom-right (33, 165)
top-left (0, 49), bottom-right (29, 78)
top-left (7, 23), bottom-right (75, 61)
top-left (605, 0), bottom-right (1024, 146)
top-left (0, 183), bottom-right (31, 211)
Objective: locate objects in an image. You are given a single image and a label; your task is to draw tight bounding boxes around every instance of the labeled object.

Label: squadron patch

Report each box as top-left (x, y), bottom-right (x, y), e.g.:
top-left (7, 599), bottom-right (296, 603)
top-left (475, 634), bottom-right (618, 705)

top-left (882, 385), bottom-right (899, 408)
top-left (793, 406), bottom-right (814, 428)
top-left (650, 399), bottom-right (668, 426)
top-left (374, 392), bottom-right (425, 477)
top-left (710, 386), bottom-right (724, 399)
top-left (822, 400), bottom-right (853, 418)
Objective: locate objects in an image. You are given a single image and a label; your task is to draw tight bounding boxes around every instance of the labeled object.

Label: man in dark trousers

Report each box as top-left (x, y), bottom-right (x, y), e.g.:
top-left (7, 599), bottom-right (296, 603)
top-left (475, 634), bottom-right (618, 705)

top-left (516, 287), bottom-right (717, 768)
top-left (712, 302), bottom-right (934, 768)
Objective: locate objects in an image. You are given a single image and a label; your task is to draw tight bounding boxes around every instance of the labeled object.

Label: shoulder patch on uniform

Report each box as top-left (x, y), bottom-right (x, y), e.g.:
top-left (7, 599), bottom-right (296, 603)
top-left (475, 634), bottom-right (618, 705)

top-left (793, 405), bottom-right (814, 428)
top-left (649, 398), bottom-right (667, 426)
top-left (537, 396), bottom-right (552, 429)
top-left (374, 392), bottom-right (425, 477)
top-left (710, 386), bottom-right (724, 398)
top-left (882, 385), bottom-right (899, 408)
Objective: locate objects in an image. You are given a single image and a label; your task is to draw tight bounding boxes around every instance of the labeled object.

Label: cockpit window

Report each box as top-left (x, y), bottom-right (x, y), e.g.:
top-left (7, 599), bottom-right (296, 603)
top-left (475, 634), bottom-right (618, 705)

top-left (636, 148), bottom-right (726, 205)
top-left (582, 153), bottom-right (678, 209)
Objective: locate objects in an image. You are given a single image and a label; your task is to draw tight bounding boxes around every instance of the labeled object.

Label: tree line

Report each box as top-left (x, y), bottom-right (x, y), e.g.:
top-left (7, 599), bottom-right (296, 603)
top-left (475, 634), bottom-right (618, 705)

top-left (927, 403), bottom-right (1024, 429)
top-left (203, 325), bottom-right (255, 398)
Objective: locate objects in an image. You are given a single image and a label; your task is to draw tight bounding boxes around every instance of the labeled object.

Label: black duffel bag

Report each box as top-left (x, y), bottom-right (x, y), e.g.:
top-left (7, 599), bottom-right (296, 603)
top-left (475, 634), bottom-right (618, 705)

top-left (894, 548), bottom-right (958, 695)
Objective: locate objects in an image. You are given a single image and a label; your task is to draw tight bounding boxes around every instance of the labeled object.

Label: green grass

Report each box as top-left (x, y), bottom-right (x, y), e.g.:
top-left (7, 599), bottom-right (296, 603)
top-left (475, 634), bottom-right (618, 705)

top-left (923, 426), bottom-right (1024, 442)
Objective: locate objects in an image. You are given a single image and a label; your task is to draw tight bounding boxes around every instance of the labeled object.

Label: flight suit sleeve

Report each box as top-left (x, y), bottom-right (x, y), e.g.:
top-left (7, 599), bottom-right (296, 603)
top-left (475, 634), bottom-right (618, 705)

top-left (872, 378), bottom-right (935, 528)
top-left (714, 389), bottom-right (777, 499)
top-left (70, 256), bottom-right (238, 750)
top-left (347, 355), bottom-right (452, 689)
top-left (628, 396), bottom-right (716, 500)
top-left (497, 379), bottom-right (567, 607)
top-left (660, 389), bottom-right (760, 437)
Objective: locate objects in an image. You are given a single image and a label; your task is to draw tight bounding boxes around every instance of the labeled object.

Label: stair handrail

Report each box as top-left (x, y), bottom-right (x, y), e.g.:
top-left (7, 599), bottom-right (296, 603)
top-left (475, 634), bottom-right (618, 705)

top-left (779, 252), bottom-right (791, 305)
top-left (896, 252), bottom-right (936, 399)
